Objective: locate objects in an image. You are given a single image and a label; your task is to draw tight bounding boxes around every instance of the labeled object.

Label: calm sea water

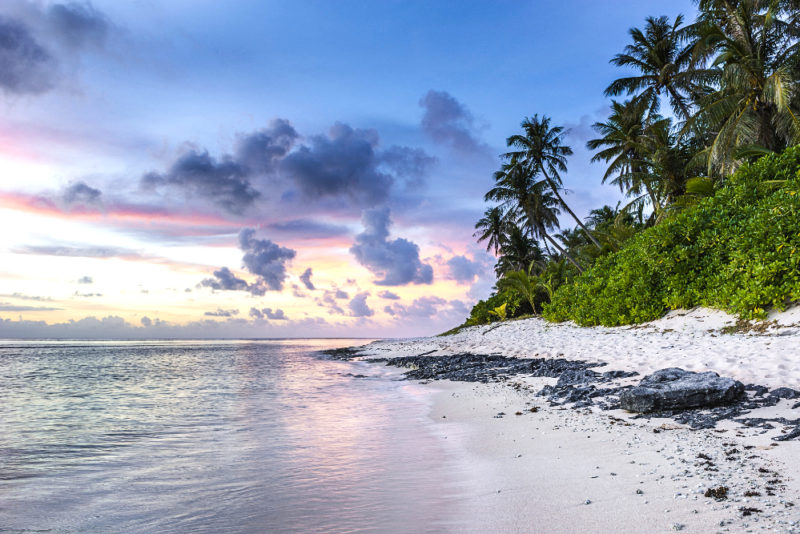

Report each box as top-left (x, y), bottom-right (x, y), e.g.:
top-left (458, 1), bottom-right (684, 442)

top-left (0, 339), bottom-right (470, 533)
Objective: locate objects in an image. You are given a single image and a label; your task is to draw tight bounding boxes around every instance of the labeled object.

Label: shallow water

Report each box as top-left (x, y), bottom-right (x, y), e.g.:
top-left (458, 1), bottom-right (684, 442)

top-left (0, 339), bottom-right (470, 533)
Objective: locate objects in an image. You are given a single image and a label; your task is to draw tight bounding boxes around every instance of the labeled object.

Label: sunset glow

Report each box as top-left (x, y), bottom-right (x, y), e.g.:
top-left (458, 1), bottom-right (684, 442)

top-left (0, 0), bottom-right (694, 338)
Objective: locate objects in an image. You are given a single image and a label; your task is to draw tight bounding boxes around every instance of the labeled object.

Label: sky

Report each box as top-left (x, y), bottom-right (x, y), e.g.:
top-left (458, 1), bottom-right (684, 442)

top-left (0, 0), bottom-right (697, 339)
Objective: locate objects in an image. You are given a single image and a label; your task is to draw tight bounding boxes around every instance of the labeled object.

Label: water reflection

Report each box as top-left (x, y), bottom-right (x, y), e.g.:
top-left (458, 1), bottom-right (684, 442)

top-left (0, 339), bottom-right (469, 533)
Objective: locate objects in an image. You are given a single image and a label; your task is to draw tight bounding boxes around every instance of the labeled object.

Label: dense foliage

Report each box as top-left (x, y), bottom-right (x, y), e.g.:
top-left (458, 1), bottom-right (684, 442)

top-left (459, 0), bottom-right (800, 331)
top-left (545, 147), bottom-right (800, 325)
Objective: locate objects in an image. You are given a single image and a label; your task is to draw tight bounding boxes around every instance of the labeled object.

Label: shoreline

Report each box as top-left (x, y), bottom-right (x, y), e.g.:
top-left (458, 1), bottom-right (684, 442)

top-left (341, 307), bottom-right (800, 533)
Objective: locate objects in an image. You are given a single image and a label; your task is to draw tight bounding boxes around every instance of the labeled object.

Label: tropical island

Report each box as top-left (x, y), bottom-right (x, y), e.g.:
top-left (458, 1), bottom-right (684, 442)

top-left (457, 0), bottom-right (800, 331)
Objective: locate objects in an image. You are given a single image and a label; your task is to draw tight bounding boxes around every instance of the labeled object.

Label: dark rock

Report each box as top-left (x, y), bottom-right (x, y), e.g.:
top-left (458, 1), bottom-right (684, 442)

top-left (619, 368), bottom-right (745, 413)
top-left (319, 347), bottom-right (364, 360)
top-left (745, 384), bottom-right (769, 397)
top-left (769, 387), bottom-right (800, 399)
top-left (774, 426), bottom-right (800, 441)
top-left (377, 353), bottom-right (600, 384)
top-left (556, 369), bottom-right (599, 387)
top-left (602, 370), bottom-right (638, 380)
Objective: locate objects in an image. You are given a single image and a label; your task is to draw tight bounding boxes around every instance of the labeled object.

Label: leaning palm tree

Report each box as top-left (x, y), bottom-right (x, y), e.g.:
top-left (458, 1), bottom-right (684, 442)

top-left (505, 115), bottom-right (602, 250)
top-left (474, 206), bottom-right (509, 255)
top-left (688, 0), bottom-right (800, 173)
top-left (605, 15), bottom-right (703, 120)
top-left (486, 157), bottom-right (585, 272)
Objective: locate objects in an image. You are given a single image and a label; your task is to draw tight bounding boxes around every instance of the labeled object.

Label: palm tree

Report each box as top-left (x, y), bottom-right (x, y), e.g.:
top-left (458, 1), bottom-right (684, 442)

top-left (494, 224), bottom-right (545, 277)
top-left (474, 206), bottom-right (509, 255)
top-left (587, 99), bottom-right (663, 213)
top-left (688, 0), bottom-right (800, 173)
top-left (486, 157), bottom-right (585, 272)
top-left (497, 262), bottom-right (545, 314)
top-left (505, 115), bottom-right (602, 250)
top-left (605, 15), bottom-right (702, 120)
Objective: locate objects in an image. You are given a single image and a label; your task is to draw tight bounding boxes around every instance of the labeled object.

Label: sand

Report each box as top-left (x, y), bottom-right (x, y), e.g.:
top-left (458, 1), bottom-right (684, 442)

top-left (357, 307), bottom-right (800, 533)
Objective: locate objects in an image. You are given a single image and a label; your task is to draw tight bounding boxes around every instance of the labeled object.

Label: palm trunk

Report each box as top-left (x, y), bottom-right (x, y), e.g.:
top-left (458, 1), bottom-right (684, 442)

top-left (543, 231), bottom-right (584, 273)
top-left (542, 170), bottom-right (602, 250)
top-left (636, 165), bottom-right (662, 217)
top-left (639, 116), bottom-right (664, 217)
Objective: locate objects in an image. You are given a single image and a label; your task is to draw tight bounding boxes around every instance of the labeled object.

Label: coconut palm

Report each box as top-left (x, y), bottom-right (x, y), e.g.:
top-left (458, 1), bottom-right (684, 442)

top-left (486, 157), bottom-right (585, 272)
top-left (688, 0), bottom-right (800, 172)
top-left (587, 99), bottom-right (663, 213)
top-left (474, 206), bottom-right (510, 255)
top-left (605, 15), bottom-right (703, 120)
top-left (494, 225), bottom-right (546, 277)
top-left (505, 115), bottom-right (602, 250)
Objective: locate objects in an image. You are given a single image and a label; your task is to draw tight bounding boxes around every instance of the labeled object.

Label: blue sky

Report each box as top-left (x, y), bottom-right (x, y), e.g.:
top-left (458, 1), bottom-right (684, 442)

top-left (0, 0), bottom-right (697, 338)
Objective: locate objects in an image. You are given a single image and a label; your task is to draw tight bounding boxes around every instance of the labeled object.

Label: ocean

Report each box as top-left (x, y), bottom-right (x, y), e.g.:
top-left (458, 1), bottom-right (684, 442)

top-left (0, 339), bottom-right (470, 533)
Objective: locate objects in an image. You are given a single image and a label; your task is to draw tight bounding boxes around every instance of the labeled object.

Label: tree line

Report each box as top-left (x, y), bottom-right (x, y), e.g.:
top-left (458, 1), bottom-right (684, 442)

top-left (468, 0), bottom-right (800, 326)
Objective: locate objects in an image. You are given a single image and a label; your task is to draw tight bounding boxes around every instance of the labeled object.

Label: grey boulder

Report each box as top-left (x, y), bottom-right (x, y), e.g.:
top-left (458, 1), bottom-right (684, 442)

top-left (619, 368), bottom-right (745, 413)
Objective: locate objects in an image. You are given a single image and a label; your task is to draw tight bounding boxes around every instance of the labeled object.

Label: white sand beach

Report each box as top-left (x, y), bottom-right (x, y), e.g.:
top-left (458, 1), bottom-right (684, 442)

top-left (357, 307), bottom-right (800, 533)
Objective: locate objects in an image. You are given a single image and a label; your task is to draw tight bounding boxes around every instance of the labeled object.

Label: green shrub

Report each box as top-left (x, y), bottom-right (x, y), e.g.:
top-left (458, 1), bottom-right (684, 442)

top-left (544, 146), bottom-right (800, 326)
top-left (464, 287), bottom-right (525, 327)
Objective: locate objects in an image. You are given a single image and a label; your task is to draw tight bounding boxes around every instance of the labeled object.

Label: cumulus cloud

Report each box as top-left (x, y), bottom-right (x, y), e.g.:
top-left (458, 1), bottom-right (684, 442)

top-left (235, 119), bottom-right (299, 173)
top-left (204, 308), bottom-right (239, 317)
top-left (377, 290), bottom-right (400, 300)
top-left (77, 275), bottom-right (93, 284)
top-left (135, 117), bottom-right (433, 217)
top-left (200, 266), bottom-right (251, 293)
top-left (0, 15), bottom-right (56, 94)
top-left (141, 119), bottom-right (300, 215)
top-left (348, 292), bottom-right (374, 317)
top-left (281, 122), bottom-right (435, 207)
top-left (334, 289), bottom-right (349, 299)
top-left (281, 123), bottom-right (391, 206)
top-left (200, 230), bottom-right (296, 295)
top-left (249, 307), bottom-right (287, 320)
top-left (419, 90), bottom-right (487, 154)
top-left (239, 228), bottom-right (296, 291)
top-left (299, 267), bottom-right (315, 290)
top-left (446, 255), bottom-right (482, 284)
top-left (142, 150), bottom-right (259, 215)
top-left (140, 316), bottom-right (152, 327)
top-left (350, 207), bottom-right (433, 286)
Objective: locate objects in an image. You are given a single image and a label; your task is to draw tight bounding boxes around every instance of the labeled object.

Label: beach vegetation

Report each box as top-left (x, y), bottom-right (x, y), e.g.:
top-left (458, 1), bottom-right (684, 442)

top-left (455, 0), bottom-right (800, 331)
